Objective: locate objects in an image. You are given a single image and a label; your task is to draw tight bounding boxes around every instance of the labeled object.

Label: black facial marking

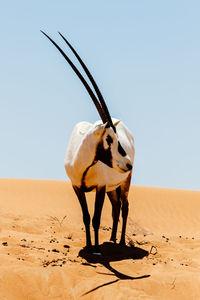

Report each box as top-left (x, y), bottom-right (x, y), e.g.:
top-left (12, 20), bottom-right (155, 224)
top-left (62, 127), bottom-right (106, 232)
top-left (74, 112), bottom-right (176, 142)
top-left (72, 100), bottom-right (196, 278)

top-left (118, 142), bottom-right (127, 157)
top-left (95, 141), bottom-right (112, 168)
top-left (81, 131), bottom-right (114, 190)
top-left (106, 134), bottom-right (113, 146)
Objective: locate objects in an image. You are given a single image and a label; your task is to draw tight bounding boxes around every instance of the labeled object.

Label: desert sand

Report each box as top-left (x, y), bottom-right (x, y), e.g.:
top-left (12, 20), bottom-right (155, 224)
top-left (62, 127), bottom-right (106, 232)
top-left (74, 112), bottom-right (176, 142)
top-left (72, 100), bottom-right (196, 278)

top-left (0, 178), bottom-right (200, 299)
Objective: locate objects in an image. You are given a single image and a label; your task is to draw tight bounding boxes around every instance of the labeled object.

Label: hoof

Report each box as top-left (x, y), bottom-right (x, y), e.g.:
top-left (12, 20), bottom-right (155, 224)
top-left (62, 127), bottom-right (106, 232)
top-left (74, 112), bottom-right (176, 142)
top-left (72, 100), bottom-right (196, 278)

top-left (93, 246), bottom-right (102, 256)
top-left (110, 238), bottom-right (117, 243)
top-left (85, 245), bottom-right (92, 251)
top-left (109, 240), bottom-right (115, 244)
top-left (93, 251), bottom-right (102, 256)
top-left (119, 241), bottom-right (126, 246)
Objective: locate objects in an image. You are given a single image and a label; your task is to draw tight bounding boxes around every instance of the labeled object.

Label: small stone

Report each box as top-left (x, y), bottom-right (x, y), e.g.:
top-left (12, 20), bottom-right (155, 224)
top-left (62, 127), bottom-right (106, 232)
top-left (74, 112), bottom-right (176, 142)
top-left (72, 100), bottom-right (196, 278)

top-left (2, 242), bottom-right (8, 246)
top-left (52, 249), bottom-right (59, 253)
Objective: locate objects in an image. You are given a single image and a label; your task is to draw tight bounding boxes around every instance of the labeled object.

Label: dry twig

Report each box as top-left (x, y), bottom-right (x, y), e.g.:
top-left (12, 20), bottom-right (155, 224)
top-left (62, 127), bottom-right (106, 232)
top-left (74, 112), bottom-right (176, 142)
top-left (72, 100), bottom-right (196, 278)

top-left (149, 245), bottom-right (158, 255)
top-left (49, 216), bottom-right (67, 227)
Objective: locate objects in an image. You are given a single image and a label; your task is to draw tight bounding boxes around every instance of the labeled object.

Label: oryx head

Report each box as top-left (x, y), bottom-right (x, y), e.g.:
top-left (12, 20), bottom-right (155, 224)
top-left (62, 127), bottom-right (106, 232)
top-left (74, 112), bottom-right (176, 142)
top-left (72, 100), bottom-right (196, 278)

top-left (91, 120), bottom-right (132, 173)
top-left (41, 31), bottom-right (132, 173)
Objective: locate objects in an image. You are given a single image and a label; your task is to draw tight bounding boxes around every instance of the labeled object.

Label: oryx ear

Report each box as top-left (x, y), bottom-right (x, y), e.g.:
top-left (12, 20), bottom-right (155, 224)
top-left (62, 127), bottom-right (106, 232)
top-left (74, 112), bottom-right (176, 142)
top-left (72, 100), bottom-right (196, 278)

top-left (114, 120), bottom-right (121, 127)
top-left (94, 122), bottom-right (108, 137)
top-left (103, 122), bottom-right (109, 129)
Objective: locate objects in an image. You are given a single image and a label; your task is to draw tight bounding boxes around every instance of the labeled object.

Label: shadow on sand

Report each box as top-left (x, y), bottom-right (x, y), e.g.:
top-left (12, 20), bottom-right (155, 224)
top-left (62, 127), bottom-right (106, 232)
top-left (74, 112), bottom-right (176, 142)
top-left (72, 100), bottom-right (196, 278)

top-left (79, 242), bottom-right (150, 296)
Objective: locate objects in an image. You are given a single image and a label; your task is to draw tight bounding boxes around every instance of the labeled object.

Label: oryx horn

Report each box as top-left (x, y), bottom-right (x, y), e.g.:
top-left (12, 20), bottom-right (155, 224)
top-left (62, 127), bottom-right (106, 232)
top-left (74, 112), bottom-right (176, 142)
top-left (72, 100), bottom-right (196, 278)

top-left (58, 32), bottom-right (115, 131)
top-left (41, 31), bottom-right (115, 130)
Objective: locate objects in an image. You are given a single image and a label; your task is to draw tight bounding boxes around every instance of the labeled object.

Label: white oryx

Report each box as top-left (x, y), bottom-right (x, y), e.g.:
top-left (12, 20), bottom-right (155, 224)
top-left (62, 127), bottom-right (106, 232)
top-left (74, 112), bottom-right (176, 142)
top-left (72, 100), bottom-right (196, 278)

top-left (41, 31), bottom-right (135, 255)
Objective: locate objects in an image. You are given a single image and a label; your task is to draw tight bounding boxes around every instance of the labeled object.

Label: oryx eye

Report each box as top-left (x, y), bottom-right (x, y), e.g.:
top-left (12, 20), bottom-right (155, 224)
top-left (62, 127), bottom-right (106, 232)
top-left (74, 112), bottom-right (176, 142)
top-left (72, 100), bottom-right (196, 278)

top-left (106, 135), bottom-right (113, 146)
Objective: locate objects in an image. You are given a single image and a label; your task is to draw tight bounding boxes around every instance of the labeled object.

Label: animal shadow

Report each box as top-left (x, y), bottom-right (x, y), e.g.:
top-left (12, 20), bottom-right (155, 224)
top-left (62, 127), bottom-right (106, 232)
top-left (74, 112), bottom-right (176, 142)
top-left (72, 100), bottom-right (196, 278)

top-left (79, 242), bottom-right (150, 296)
top-left (79, 241), bottom-right (149, 264)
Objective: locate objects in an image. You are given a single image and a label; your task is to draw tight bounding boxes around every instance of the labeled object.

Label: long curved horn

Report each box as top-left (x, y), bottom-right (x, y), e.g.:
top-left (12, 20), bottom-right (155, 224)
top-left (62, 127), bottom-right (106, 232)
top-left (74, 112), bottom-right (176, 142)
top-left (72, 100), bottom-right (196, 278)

top-left (41, 31), bottom-right (107, 123)
top-left (58, 32), bottom-right (115, 131)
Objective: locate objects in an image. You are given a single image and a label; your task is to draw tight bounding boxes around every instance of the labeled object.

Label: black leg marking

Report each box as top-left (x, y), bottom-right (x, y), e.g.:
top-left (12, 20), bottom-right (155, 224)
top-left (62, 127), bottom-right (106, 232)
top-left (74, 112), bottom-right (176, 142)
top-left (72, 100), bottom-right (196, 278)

top-left (92, 186), bottom-right (106, 254)
top-left (107, 187), bottom-right (121, 243)
top-left (120, 197), bottom-right (129, 245)
top-left (73, 185), bottom-right (92, 247)
top-left (81, 161), bottom-right (97, 192)
top-left (119, 172), bottom-right (132, 245)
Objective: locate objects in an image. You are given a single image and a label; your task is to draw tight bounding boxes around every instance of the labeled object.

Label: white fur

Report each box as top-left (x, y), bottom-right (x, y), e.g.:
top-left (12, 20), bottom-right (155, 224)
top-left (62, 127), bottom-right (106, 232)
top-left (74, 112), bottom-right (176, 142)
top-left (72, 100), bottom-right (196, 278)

top-left (64, 118), bottom-right (135, 192)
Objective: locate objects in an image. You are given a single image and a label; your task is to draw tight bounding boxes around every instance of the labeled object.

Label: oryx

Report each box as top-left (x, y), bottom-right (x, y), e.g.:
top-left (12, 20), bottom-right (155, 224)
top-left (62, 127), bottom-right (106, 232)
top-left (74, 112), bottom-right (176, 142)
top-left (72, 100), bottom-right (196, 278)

top-left (41, 31), bottom-right (135, 255)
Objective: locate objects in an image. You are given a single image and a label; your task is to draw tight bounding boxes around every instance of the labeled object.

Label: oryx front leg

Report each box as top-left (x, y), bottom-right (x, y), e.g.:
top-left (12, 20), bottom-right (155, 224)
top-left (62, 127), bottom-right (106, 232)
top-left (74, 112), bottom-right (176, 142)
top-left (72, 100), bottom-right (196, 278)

top-left (120, 195), bottom-right (129, 245)
top-left (119, 172), bottom-right (132, 245)
top-left (73, 185), bottom-right (92, 248)
top-left (107, 187), bottom-right (121, 243)
top-left (92, 186), bottom-right (106, 255)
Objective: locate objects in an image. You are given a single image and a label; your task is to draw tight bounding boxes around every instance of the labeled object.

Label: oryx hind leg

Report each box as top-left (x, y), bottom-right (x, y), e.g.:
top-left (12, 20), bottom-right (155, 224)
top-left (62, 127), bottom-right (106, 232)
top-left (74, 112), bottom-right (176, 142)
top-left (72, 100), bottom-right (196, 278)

top-left (119, 172), bottom-right (132, 245)
top-left (107, 187), bottom-right (121, 243)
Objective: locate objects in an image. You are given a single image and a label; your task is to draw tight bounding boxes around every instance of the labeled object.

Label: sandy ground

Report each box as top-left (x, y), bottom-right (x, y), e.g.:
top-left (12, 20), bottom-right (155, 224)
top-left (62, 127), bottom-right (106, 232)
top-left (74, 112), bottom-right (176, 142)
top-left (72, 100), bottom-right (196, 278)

top-left (0, 178), bottom-right (200, 299)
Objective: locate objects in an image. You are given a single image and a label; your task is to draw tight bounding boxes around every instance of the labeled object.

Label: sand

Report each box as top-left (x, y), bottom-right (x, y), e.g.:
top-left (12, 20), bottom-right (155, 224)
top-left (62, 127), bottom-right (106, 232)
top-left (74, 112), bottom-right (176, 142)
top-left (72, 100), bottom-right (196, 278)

top-left (0, 178), bottom-right (200, 299)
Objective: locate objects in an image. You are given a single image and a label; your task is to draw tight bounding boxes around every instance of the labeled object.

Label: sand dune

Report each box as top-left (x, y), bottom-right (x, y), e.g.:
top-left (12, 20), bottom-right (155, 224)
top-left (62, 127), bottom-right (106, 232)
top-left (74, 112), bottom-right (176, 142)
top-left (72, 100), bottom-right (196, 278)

top-left (0, 178), bottom-right (200, 299)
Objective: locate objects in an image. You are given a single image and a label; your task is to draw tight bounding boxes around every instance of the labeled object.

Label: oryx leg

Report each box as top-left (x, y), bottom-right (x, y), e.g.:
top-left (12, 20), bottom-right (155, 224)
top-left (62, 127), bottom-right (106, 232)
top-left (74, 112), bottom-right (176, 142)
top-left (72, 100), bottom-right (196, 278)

top-left (119, 172), bottom-right (132, 245)
top-left (73, 185), bottom-right (92, 247)
top-left (92, 186), bottom-right (106, 254)
top-left (107, 187), bottom-right (121, 243)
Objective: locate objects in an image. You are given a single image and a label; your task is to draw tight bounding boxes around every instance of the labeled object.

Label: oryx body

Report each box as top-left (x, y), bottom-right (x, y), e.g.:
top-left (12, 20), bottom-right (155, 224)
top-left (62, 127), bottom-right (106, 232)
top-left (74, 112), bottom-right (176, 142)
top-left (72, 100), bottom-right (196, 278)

top-left (42, 31), bottom-right (135, 254)
top-left (65, 118), bottom-right (134, 192)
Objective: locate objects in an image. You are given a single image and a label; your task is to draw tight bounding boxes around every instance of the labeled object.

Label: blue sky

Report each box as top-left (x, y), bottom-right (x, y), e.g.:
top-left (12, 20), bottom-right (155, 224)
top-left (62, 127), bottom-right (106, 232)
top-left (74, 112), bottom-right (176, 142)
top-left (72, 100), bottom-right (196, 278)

top-left (0, 1), bottom-right (200, 190)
